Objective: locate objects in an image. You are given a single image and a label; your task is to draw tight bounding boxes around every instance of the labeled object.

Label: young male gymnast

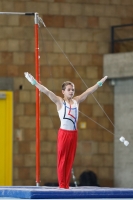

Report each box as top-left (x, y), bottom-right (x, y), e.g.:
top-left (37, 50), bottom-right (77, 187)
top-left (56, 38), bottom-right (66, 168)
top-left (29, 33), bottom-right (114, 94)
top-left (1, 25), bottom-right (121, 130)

top-left (24, 72), bottom-right (107, 189)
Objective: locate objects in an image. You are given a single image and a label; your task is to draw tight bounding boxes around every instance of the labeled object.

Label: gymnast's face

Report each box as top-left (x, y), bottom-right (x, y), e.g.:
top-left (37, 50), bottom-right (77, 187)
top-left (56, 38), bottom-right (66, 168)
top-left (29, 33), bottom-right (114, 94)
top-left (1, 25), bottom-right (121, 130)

top-left (62, 84), bottom-right (75, 99)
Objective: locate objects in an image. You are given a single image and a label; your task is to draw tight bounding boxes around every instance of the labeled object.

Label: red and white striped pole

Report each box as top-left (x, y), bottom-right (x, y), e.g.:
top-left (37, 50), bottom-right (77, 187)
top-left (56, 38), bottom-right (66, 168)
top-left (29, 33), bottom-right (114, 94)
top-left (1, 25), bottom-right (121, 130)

top-left (0, 12), bottom-right (41, 186)
top-left (34, 13), bottom-right (40, 186)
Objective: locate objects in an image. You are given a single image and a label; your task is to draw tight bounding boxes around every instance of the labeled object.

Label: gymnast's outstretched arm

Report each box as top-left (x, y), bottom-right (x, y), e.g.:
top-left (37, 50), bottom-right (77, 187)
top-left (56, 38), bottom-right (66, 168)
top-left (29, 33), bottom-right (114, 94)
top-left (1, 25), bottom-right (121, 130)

top-left (24, 72), bottom-right (62, 107)
top-left (74, 76), bottom-right (108, 104)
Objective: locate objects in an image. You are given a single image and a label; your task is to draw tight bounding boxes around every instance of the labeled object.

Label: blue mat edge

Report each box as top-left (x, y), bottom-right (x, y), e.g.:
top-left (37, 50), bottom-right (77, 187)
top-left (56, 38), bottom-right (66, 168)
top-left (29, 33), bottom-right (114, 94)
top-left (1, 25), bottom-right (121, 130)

top-left (0, 187), bottom-right (133, 199)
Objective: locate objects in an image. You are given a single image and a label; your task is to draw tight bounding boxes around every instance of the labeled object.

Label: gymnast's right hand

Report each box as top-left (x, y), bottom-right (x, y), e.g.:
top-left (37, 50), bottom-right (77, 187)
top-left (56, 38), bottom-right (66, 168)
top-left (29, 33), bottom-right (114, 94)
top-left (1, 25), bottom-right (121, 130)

top-left (24, 72), bottom-right (37, 85)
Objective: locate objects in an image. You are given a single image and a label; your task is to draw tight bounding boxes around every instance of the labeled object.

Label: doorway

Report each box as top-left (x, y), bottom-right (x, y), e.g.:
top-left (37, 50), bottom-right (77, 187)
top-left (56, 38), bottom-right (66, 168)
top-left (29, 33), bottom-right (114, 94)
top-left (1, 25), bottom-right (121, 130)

top-left (0, 91), bottom-right (13, 186)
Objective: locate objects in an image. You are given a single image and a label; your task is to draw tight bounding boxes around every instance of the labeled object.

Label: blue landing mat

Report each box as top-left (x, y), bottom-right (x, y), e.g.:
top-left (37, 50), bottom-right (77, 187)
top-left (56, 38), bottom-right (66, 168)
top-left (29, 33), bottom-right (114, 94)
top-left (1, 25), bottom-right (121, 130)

top-left (0, 186), bottom-right (133, 199)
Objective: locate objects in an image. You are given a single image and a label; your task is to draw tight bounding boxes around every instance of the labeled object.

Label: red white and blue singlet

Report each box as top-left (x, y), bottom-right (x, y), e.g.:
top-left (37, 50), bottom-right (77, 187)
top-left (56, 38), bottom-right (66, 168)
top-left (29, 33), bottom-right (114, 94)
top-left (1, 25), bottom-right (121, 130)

top-left (58, 99), bottom-right (79, 130)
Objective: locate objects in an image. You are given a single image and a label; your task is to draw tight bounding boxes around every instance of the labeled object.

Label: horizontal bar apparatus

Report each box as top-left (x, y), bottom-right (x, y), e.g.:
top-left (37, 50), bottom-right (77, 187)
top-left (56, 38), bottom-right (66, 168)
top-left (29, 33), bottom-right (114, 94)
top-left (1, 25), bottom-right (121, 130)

top-left (0, 11), bottom-right (40, 186)
top-left (0, 12), bottom-right (35, 15)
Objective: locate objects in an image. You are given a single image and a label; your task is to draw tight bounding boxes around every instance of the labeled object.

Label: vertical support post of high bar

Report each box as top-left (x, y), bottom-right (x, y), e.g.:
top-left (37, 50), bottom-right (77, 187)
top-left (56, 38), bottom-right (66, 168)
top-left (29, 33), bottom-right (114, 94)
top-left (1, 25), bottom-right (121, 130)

top-left (34, 13), bottom-right (40, 186)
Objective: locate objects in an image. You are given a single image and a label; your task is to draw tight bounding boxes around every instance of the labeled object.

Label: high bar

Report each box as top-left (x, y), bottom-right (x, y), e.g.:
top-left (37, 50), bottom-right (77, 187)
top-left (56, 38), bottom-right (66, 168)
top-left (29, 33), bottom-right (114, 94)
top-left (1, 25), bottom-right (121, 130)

top-left (0, 12), bottom-right (35, 16)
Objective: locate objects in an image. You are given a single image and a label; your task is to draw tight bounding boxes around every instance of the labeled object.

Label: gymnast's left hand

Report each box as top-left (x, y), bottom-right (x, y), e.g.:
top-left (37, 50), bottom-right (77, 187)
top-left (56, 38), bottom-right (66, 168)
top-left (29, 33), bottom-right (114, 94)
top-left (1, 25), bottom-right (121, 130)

top-left (97, 76), bottom-right (108, 87)
top-left (100, 76), bottom-right (108, 84)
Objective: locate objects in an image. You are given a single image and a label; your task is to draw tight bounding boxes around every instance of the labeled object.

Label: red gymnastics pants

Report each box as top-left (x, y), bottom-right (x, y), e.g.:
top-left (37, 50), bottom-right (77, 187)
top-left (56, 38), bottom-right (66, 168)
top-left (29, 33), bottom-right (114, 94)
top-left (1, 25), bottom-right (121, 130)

top-left (57, 128), bottom-right (77, 189)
